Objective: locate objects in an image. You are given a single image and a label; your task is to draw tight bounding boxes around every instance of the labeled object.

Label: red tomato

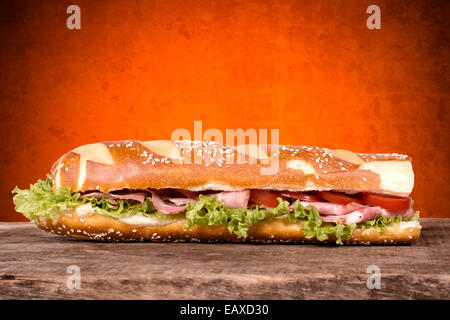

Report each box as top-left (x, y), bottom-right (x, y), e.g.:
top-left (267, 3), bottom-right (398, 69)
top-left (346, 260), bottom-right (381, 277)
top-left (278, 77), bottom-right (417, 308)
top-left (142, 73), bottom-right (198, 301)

top-left (360, 193), bottom-right (411, 211)
top-left (280, 192), bottom-right (321, 202)
top-left (317, 191), bottom-right (362, 205)
top-left (249, 190), bottom-right (281, 208)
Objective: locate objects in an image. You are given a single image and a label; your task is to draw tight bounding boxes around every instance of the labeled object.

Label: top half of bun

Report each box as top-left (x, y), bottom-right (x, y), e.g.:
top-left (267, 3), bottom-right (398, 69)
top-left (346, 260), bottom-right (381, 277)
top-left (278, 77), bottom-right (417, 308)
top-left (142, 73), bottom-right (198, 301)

top-left (50, 140), bottom-right (414, 197)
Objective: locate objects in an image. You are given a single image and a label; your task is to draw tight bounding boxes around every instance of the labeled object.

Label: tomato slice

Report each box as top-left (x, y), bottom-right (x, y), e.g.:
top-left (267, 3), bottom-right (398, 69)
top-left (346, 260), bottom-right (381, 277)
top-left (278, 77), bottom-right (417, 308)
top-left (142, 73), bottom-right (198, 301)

top-left (360, 193), bottom-right (411, 211)
top-left (249, 190), bottom-right (281, 208)
top-left (280, 192), bottom-right (321, 202)
top-left (317, 191), bottom-right (362, 205)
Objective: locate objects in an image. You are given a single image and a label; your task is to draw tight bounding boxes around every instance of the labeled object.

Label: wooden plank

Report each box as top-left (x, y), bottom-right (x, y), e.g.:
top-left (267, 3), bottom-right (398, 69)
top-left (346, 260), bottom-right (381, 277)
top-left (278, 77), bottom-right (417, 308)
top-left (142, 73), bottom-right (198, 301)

top-left (0, 219), bottom-right (449, 299)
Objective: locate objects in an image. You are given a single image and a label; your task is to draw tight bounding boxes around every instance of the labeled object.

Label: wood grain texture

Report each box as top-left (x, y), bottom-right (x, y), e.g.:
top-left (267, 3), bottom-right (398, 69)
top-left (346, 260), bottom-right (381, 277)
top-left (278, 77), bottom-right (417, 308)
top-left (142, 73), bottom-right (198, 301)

top-left (0, 219), bottom-right (449, 300)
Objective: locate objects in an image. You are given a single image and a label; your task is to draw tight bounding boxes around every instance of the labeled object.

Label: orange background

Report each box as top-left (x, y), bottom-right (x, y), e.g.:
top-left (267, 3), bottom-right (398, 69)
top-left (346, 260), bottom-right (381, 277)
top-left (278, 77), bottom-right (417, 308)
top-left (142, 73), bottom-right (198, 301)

top-left (0, 0), bottom-right (448, 221)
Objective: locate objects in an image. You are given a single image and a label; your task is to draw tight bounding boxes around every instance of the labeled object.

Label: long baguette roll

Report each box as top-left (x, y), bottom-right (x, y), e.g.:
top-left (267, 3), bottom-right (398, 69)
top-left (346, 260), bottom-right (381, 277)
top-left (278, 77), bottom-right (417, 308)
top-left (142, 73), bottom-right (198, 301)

top-left (51, 140), bottom-right (414, 197)
top-left (17, 140), bottom-right (419, 245)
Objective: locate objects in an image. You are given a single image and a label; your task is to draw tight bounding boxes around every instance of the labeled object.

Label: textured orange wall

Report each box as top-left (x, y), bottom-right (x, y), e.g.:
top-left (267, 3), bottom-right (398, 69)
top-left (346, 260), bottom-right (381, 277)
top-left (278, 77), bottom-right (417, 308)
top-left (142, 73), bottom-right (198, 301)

top-left (0, 0), bottom-right (448, 221)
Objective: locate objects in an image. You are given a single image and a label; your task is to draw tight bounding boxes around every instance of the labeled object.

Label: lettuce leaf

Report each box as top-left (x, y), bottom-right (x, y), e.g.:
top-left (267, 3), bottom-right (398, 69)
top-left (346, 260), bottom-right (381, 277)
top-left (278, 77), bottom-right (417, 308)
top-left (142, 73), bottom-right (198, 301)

top-left (357, 213), bottom-right (417, 233)
top-left (184, 195), bottom-right (291, 238)
top-left (12, 176), bottom-right (82, 220)
top-left (11, 176), bottom-right (182, 221)
top-left (12, 176), bottom-right (420, 245)
top-left (287, 201), bottom-right (356, 244)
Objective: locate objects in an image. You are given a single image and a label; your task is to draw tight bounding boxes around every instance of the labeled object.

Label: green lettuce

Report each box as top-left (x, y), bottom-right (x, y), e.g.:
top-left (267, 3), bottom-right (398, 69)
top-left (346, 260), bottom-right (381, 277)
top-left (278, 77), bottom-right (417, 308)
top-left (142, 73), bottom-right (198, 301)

top-left (358, 210), bottom-right (419, 232)
top-left (288, 200), bottom-right (356, 244)
top-left (12, 176), bottom-right (420, 245)
top-left (11, 176), bottom-right (182, 221)
top-left (184, 195), bottom-right (291, 238)
top-left (12, 176), bottom-right (82, 221)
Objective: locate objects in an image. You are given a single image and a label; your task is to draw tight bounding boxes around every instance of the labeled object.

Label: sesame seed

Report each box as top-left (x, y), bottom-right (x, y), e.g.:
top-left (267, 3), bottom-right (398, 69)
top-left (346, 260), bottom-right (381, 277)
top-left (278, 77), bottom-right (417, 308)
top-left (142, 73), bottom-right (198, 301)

top-left (362, 177), bottom-right (367, 181)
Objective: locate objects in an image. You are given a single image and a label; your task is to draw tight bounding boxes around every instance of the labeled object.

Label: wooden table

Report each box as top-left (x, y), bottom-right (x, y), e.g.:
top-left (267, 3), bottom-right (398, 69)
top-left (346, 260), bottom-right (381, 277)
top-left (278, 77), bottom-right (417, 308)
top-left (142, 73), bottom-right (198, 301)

top-left (0, 219), bottom-right (449, 300)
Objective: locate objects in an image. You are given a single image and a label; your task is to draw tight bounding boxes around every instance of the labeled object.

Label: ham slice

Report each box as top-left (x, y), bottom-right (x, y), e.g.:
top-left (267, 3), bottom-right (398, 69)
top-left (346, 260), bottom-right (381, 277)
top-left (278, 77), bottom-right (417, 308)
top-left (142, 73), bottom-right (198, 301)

top-left (401, 206), bottom-right (415, 219)
top-left (108, 192), bottom-right (147, 204)
top-left (150, 192), bottom-right (195, 214)
top-left (79, 191), bottom-right (119, 205)
top-left (79, 191), bottom-right (104, 201)
top-left (152, 190), bottom-right (250, 214)
top-left (321, 206), bottom-right (382, 224)
top-left (208, 190), bottom-right (251, 208)
top-left (381, 206), bottom-right (415, 219)
top-left (300, 201), bottom-right (367, 216)
top-left (168, 198), bottom-right (196, 206)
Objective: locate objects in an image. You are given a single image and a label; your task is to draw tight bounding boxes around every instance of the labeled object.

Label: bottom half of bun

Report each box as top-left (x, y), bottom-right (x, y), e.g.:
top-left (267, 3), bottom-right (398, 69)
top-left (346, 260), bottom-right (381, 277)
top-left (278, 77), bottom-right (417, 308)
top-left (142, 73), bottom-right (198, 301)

top-left (34, 208), bottom-right (421, 245)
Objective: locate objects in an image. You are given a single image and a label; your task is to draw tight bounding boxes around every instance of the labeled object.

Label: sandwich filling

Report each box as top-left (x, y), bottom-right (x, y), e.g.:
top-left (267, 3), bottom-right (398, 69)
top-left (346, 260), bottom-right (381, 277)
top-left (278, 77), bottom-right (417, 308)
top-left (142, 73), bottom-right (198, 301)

top-left (12, 176), bottom-right (419, 245)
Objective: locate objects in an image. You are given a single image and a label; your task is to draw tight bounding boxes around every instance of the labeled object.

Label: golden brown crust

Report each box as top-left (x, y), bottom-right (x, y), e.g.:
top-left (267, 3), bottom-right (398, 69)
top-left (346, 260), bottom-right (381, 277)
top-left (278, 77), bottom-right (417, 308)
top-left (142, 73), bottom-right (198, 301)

top-left (35, 210), bottom-right (421, 245)
top-left (51, 140), bottom-right (414, 197)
